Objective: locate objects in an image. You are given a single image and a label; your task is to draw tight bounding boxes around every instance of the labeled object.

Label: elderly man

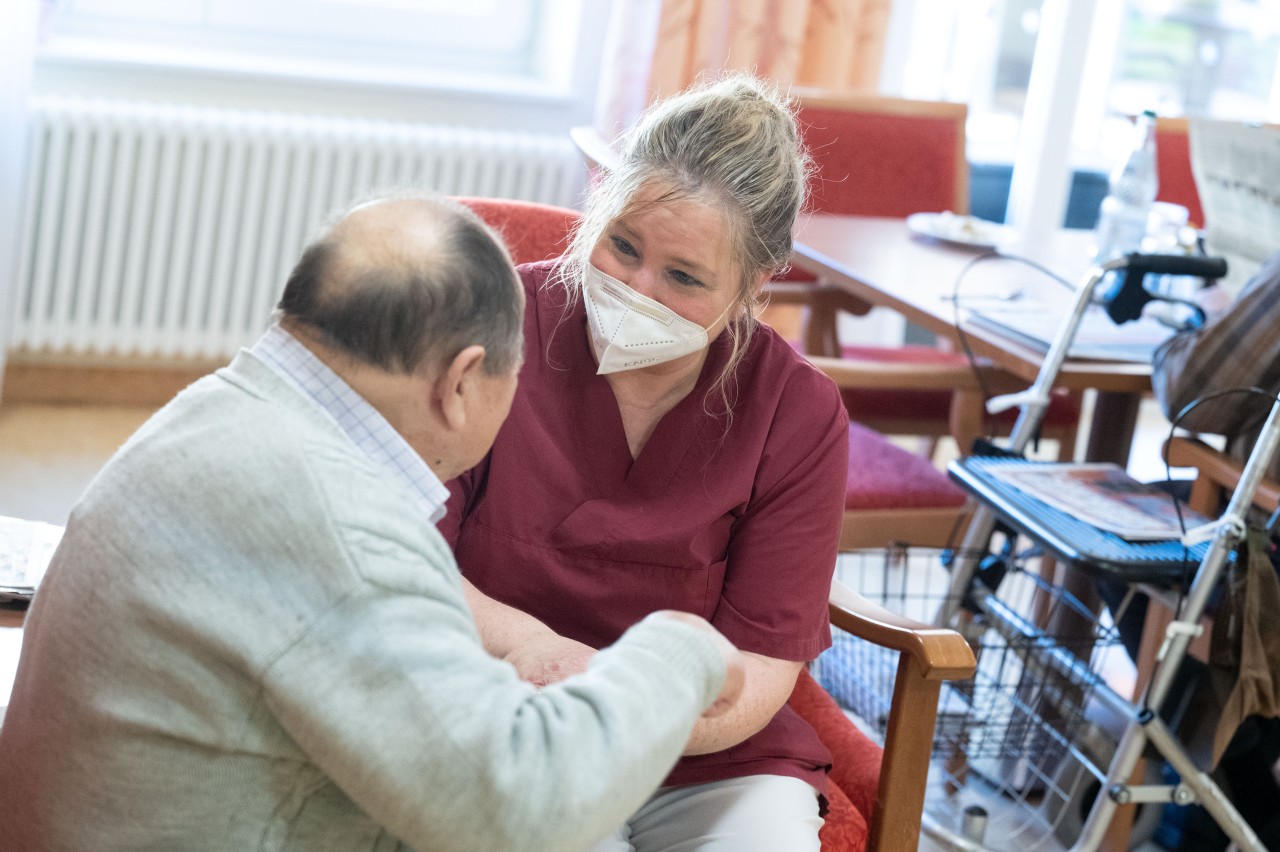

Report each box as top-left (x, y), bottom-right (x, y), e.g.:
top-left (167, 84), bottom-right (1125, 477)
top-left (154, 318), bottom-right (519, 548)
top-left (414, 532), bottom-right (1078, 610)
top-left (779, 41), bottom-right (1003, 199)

top-left (0, 194), bottom-right (744, 852)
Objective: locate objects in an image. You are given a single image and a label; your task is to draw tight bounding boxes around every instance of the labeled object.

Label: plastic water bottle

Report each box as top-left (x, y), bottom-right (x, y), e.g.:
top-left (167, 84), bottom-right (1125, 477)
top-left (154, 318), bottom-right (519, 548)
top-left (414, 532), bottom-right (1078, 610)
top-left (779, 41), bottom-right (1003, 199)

top-left (1093, 110), bottom-right (1159, 301)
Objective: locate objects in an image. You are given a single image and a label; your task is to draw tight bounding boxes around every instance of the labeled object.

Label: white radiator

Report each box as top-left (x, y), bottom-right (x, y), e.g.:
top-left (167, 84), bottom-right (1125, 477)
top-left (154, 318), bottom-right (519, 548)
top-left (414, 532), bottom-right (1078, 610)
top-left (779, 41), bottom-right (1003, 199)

top-left (10, 96), bottom-right (584, 360)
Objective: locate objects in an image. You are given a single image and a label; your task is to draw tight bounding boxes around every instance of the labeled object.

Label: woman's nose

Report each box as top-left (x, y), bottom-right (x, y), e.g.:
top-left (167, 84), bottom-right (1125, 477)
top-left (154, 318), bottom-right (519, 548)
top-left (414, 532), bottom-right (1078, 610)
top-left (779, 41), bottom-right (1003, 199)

top-left (625, 266), bottom-right (659, 300)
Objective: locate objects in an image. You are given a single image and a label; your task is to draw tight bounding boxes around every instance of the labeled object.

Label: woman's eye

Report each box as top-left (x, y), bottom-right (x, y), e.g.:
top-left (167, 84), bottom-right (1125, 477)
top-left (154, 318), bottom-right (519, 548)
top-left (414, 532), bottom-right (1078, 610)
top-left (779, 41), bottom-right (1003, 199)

top-left (610, 236), bottom-right (637, 256)
top-left (670, 269), bottom-right (705, 288)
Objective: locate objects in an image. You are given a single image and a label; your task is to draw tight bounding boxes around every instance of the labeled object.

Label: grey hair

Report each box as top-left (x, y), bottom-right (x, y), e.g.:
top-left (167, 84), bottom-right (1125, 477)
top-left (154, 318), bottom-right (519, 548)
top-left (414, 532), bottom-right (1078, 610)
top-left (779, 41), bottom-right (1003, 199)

top-left (556, 74), bottom-right (811, 417)
top-left (278, 191), bottom-right (523, 376)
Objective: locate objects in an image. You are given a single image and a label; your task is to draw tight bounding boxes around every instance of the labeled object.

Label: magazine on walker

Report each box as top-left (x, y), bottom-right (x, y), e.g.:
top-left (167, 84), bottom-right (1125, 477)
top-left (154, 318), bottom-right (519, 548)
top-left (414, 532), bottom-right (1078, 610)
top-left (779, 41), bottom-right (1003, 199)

top-left (986, 463), bottom-right (1212, 540)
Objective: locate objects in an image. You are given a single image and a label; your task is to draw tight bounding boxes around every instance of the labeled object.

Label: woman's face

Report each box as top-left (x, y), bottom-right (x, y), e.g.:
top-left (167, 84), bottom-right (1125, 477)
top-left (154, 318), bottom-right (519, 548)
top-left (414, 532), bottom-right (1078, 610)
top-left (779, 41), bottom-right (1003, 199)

top-left (589, 184), bottom-right (759, 340)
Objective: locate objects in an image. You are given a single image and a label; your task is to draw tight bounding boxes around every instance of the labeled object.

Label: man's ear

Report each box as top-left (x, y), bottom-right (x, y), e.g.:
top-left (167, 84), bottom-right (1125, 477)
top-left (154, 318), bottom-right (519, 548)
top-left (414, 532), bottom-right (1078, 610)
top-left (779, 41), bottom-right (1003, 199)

top-left (436, 344), bottom-right (487, 432)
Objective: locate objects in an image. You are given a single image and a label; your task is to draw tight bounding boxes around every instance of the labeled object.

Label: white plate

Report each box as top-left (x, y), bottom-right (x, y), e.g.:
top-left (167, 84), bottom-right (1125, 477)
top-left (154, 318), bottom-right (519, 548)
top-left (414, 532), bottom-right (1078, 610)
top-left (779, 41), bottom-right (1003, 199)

top-left (906, 212), bottom-right (1015, 250)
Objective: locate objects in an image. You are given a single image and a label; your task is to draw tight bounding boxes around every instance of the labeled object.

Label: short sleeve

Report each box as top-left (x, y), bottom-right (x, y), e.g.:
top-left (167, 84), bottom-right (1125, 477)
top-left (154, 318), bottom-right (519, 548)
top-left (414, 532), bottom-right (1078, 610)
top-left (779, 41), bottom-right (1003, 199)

top-left (712, 362), bottom-right (848, 660)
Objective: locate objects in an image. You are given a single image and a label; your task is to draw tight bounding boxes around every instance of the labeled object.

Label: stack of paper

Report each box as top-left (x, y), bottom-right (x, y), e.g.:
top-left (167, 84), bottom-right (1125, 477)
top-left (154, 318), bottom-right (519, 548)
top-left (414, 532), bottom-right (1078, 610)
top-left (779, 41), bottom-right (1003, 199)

top-left (967, 303), bottom-right (1177, 363)
top-left (0, 516), bottom-right (64, 600)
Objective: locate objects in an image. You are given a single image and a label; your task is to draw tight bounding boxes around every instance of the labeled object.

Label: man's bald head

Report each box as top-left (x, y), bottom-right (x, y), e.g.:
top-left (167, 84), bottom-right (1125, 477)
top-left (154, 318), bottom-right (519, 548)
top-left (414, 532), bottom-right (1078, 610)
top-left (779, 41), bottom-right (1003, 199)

top-left (278, 194), bottom-right (523, 376)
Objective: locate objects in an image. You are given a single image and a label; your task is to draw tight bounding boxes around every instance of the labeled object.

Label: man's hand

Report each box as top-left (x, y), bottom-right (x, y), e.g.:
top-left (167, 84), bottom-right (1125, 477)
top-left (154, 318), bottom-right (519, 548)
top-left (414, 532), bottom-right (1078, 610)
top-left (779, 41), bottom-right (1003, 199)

top-left (503, 631), bottom-right (596, 687)
top-left (650, 611), bottom-right (746, 719)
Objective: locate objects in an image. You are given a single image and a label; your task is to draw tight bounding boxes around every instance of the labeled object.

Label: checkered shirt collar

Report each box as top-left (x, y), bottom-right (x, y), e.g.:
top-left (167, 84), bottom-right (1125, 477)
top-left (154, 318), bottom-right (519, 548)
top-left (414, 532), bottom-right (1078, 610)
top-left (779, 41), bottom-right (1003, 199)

top-left (250, 324), bottom-right (450, 523)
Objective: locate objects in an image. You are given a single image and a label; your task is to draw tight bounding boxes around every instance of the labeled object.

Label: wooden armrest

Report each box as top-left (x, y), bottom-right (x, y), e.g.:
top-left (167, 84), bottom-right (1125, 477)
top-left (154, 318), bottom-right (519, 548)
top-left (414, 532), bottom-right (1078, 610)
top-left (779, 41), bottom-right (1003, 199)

top-left (1164, 435), bottom-right (1280, 513)
top-left (808, 356), bottom-right (979, 392)
top-left (829, 578), bottom-right (975, 680)
top-left (807, 353), bottom-right (1029, 395)
top-left (761, 281), bottom-right (825, 306)
top-left (764, 281), bottom-right (874, 317)
top-left (829, 578), bottom-right (975, 852)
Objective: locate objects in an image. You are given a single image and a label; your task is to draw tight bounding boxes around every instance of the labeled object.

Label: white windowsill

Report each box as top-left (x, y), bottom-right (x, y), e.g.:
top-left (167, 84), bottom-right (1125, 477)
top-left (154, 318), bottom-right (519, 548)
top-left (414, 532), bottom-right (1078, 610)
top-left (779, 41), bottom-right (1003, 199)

top-left (36, 36), bottom-right (578, 105)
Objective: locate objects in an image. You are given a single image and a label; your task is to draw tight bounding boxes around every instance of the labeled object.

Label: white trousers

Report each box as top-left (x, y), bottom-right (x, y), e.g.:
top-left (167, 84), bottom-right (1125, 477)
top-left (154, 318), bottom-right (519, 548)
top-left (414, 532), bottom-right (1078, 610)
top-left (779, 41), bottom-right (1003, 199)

top-left (588, 774), bottom-right (823, 852)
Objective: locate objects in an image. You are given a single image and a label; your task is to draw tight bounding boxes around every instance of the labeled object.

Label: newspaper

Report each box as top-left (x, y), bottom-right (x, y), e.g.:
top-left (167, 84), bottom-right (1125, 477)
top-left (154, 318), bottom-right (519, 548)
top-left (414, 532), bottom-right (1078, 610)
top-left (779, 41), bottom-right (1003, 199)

top-left (0, 516), bottom-right (64, 600)
top-left (1189, 119), bottom-right (1280, 296)
top-left (987, 463), bottom-right (1211, 540)
top-left (967, 302), bottom-right (1176, 362)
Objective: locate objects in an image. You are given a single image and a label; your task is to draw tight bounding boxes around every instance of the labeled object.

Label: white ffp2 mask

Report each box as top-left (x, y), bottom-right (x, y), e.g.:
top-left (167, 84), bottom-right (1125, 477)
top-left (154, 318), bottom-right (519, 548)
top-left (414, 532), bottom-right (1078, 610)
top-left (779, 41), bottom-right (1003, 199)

top-left (583, 264), bottom-right (711, 375)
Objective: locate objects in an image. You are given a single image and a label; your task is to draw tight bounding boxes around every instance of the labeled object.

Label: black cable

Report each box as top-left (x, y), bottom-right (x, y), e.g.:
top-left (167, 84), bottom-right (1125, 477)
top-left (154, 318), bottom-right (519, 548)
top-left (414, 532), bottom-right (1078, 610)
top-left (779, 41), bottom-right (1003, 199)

top-left (1158, 386), bottom-right (1280, 628)
top-left (946, 250), bottom-right (1076, 445)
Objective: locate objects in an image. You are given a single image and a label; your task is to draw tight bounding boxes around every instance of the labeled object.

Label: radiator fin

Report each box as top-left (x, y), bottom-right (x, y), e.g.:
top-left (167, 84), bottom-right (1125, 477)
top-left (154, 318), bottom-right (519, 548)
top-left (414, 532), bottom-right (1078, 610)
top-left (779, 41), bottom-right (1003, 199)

top-left (11, 97), bottom-right (584, 360)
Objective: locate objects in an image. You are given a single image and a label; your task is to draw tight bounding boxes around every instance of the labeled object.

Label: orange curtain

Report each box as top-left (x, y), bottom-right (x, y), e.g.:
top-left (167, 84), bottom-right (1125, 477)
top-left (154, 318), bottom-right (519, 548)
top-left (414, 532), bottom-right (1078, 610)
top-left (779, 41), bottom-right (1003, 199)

top-left (647, 0), bottom-right (892, 101)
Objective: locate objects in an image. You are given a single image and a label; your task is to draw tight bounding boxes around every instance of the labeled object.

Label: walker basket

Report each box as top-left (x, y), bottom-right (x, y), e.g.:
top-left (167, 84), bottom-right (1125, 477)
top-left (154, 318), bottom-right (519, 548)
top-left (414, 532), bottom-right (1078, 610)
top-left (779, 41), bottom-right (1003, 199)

top-left (814, 545), bottom-right (1137, 851)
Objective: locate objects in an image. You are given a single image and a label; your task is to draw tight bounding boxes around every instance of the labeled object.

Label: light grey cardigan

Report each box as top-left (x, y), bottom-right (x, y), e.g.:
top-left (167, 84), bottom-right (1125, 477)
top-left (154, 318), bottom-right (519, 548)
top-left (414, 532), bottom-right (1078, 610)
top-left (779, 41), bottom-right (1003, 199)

top-left (0, 351), bottom-right (726, 851)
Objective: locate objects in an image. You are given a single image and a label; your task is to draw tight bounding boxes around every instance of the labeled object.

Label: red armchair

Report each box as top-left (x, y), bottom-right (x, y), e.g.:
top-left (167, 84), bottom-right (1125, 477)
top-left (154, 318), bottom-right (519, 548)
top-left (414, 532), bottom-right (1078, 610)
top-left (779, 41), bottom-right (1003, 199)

top-left (453, 196), bottom-right (579, 265)
top-left (461, 194), bottom-right (979, 851)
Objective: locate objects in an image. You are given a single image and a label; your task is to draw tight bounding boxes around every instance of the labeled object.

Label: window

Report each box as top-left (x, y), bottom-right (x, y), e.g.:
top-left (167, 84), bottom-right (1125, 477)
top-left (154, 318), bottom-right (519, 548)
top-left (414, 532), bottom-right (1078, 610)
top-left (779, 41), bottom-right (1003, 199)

top-left (894, 0), bottom-right (1280, 169)
top-left (38, 0), bottom-right (584, 96)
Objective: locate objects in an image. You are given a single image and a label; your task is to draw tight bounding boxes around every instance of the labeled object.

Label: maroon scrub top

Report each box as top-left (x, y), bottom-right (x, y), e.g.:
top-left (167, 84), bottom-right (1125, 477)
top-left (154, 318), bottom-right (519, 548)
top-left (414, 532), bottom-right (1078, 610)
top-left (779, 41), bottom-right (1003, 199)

top-left (442, 261), bottom-right (849, 793)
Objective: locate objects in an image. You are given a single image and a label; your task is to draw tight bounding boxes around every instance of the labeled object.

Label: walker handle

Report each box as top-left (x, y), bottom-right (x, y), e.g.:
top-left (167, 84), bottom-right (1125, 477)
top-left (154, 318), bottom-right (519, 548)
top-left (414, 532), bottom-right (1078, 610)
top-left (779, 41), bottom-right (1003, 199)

top-left (1105, 253), bottom-right (1228, 324)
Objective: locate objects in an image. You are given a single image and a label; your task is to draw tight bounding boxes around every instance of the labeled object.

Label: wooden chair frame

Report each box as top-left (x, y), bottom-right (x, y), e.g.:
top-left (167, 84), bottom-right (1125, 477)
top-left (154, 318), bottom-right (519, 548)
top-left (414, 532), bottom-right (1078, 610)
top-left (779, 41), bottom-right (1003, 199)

top-left (828, 578), bottom-right (977, 851)
top-left (1165, 434), bottom-right (1280, 516)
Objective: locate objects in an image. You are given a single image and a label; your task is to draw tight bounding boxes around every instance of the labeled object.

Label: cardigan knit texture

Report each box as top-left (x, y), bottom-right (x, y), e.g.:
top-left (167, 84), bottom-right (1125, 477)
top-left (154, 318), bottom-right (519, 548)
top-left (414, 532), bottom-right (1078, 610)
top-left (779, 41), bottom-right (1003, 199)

top-left (0, 349), bottom-right (728, 852)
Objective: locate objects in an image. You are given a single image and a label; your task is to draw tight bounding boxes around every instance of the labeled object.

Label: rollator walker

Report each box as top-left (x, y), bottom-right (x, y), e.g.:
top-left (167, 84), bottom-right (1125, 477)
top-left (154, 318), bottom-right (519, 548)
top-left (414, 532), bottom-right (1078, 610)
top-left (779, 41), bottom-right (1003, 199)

top-left (936, 250), bottom-right (1278, 851)
top-left (817, 250), bottom-right (1277, 852)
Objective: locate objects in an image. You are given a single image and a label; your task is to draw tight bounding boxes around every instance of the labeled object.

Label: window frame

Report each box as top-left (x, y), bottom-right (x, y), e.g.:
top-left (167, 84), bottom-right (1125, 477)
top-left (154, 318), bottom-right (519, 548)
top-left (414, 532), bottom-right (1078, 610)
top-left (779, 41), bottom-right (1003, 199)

top-left (36, 0), bottom-right (588, 101)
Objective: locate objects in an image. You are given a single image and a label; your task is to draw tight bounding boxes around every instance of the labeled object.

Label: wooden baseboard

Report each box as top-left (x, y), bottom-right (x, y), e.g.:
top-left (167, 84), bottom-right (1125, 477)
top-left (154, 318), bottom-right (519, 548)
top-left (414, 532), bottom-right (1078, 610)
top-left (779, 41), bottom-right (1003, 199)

top-left (1, 355), bottom-right (221, 406)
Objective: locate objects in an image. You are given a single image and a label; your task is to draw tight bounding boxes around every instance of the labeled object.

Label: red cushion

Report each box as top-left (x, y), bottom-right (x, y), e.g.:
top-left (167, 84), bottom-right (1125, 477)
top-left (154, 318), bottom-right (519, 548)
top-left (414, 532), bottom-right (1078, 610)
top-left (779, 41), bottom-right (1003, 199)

top-left (838, 345), bottom-right (1082, 429)
top-left (781, 103), bottom-right (962, 285)
top-left (789, 669), bottom-right (876, 851)
top-left (1154, 127), bottom-right (1204, 228)
top-left (453, 197), bottom-right (581, 266)
top-left (846, 422), bottom-right (967, 510)
top-left (819, 780), bottom-right (869, 852)
top-left (798, 106), bottom-right (964, 219)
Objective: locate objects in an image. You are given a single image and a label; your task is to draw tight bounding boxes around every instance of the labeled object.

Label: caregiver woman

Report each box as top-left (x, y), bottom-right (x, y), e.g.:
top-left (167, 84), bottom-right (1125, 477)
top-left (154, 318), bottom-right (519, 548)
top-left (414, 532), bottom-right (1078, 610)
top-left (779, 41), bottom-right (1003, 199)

top-left (441, 75), bottom-right (848, 851)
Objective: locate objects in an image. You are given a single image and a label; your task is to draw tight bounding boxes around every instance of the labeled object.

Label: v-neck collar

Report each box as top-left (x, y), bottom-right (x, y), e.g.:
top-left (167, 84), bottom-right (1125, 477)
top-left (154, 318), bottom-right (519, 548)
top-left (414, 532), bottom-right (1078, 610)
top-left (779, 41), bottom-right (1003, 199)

top-left (553, 303), bottom-right (731, 499)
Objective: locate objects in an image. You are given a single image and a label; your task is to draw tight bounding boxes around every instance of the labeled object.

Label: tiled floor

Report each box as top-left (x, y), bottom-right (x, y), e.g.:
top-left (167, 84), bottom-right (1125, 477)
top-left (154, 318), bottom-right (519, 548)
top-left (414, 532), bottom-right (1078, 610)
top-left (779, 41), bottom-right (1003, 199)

top-left (0, 402), bottom-right (154, 526)
top-left (0, 391), bottom-right (1191, 533)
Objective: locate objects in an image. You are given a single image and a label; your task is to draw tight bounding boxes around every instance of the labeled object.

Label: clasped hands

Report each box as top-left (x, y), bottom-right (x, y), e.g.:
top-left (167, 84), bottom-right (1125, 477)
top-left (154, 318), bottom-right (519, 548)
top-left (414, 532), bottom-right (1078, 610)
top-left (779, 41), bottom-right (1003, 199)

top-left (506, 613), bottom-right (745, 719)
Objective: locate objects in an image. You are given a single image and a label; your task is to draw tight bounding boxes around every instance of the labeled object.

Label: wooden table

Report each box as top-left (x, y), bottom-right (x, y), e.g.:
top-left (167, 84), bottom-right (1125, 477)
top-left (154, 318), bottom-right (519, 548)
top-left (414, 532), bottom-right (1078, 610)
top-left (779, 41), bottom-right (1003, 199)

top-left (794, 216), bottom-right (1174, 849)
top-left (792, 215), bottom-right (1155, 464)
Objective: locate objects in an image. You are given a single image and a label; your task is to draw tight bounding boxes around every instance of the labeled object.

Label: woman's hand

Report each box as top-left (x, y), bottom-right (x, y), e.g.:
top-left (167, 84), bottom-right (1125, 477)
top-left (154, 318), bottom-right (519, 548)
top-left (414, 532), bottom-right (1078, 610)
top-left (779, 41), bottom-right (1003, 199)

top-left (460, 577), bottom-right (596, 686)
top-left (681, 652), bottom-right (803, 755)
top-left (503, 632), bottom-right (597, 687)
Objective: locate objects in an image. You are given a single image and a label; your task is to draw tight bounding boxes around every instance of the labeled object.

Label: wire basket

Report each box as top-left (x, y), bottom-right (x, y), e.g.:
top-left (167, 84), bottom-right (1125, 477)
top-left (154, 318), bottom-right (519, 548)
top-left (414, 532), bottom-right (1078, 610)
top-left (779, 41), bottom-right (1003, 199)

top-left (815, 545), bottom-right (1141, 851)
